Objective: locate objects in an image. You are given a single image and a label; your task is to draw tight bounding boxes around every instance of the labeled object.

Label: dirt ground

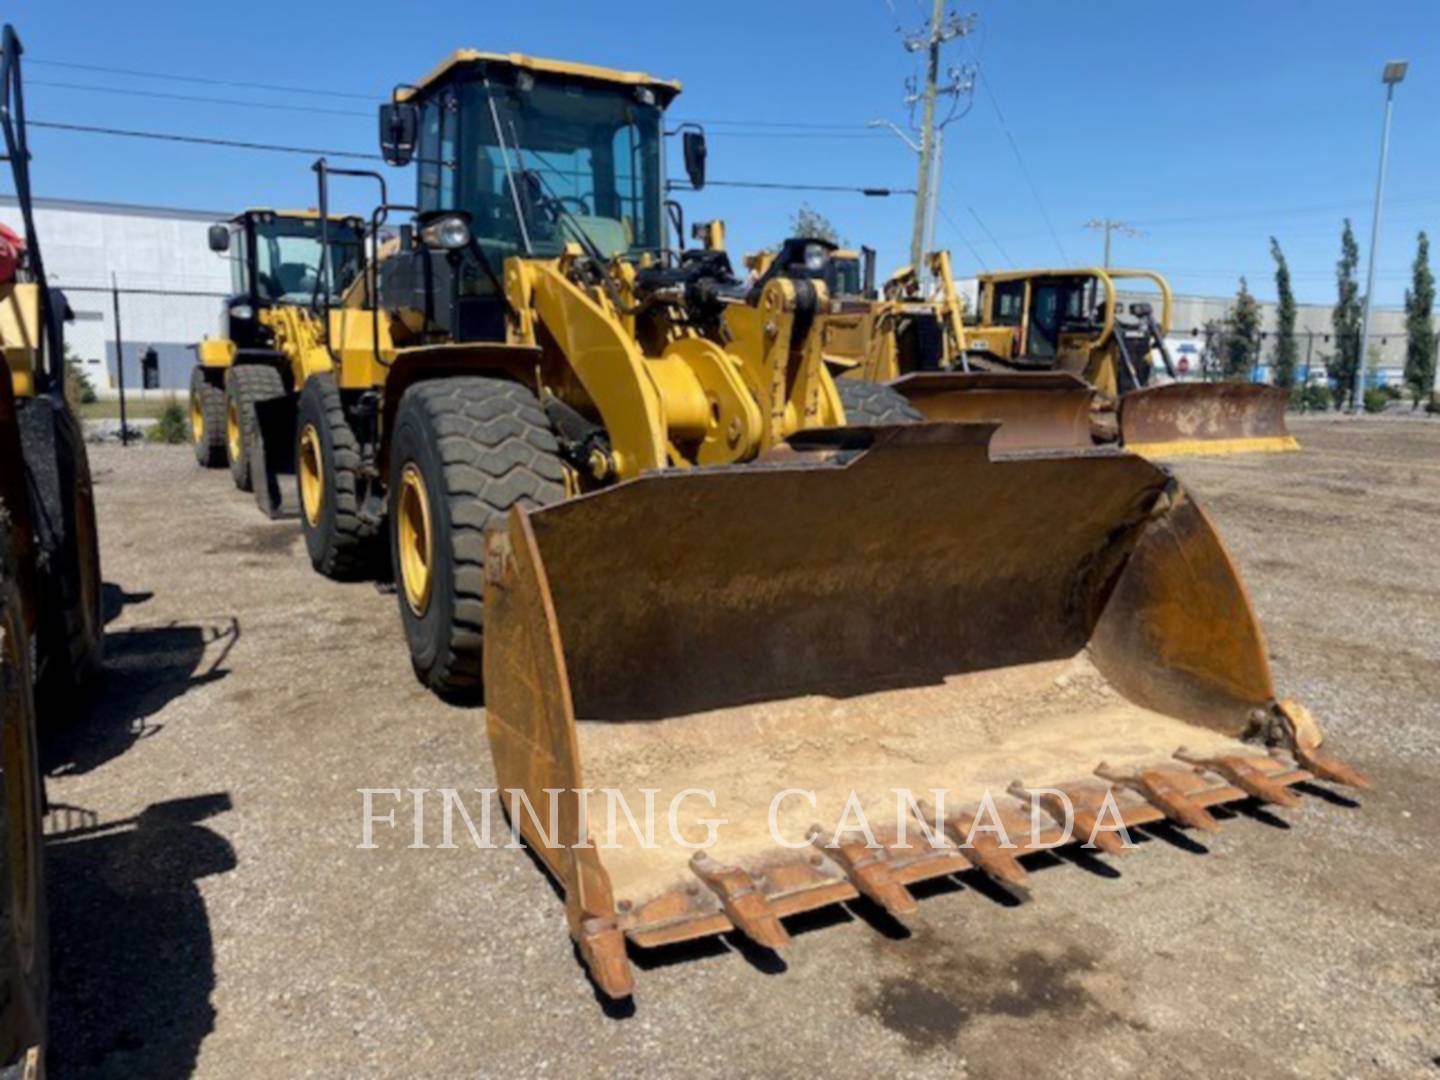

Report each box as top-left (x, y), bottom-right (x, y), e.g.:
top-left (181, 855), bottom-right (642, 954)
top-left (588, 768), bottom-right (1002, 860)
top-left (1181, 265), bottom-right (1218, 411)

top-left (44, 415), bottom-right (1440, 1078)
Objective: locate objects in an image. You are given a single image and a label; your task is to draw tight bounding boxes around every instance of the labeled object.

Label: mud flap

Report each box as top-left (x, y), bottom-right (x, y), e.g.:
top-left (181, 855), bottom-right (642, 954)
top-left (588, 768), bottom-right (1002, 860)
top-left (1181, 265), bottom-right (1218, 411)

top-left (251, 394), bottom-right (298, 520)
top-left (1120, 383), bottom-right (1298, 457)
top-left (888, 371), bottom-right (1096, 451)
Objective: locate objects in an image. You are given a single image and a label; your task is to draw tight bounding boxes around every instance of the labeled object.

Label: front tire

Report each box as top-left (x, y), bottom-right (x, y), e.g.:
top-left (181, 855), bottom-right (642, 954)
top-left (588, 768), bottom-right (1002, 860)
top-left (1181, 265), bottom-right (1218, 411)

top-left (835, 378), bottom-right (925, 425)
top-left (34, 404), bottom-right (103, 707)
top-left (296, 375), bottom-right (381, 580)
top-left (189, 367), bottom-right (226, 468)
top-left (225, 365), bottom-right (286, 492)
top-left (388, 377), bottom-right (567, 699)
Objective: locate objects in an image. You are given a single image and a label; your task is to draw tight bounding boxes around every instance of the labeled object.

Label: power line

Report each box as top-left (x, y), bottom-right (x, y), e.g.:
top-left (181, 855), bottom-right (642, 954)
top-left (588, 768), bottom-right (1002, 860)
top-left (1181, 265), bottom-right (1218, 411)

top-left (970, 62), bottom-right (1069, 264)
top-left (967, 205), bottom-right (1014, 267)
top-left (30, 119), bottom-right (385, 161)
top-left (30, 79), bottom-right (371, 119)
top-left (32, 119), bottom-right (908, 194)
top-left (937, 204), bottom-right (988, 271)
top-left (675, 179), bottom-right (915, 196)
top-left (29, 58), bottom-right (379, 100)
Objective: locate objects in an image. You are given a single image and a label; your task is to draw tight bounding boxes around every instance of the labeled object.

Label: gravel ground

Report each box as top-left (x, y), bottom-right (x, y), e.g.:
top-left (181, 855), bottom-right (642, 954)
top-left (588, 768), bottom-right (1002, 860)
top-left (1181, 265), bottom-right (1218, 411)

top-left (44, 415), bottom-right (1440, 1078)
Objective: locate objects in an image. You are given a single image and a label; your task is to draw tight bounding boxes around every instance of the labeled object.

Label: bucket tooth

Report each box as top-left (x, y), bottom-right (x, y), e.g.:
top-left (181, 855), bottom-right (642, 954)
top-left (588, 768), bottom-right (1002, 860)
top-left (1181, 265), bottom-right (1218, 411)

top-left (1006, 781), bottom-right (1129, 856)
top-left (808, 828), bottom-right (918, 918)
top-left (1095, 763), bottom-right (1222, 833)
top-left (1173, 748), bottom-right (1301, 808)
top-left (578, 918), bottom-right (635, 1000)
top-left (1272, 700), bottom-right (1372, 790)
top-left (688, 853), bottom-right (792, 950)
top-left (1291, 745), bottom-right (1372, 791)
top-left (918, 799), bottom-right (1030, 895)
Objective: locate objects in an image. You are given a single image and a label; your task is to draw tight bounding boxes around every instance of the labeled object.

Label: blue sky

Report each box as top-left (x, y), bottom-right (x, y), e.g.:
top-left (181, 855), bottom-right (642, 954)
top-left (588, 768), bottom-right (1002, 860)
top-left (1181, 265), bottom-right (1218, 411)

top-left (10, 0), bottom-right (1438, 306)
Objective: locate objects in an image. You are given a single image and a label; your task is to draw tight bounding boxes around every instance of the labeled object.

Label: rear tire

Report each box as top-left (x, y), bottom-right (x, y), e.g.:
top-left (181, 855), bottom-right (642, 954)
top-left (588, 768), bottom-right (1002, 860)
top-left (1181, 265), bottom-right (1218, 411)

top-left (388, 377), bottom-right (567, 699)
top-left (0, 515), bottom-right (49, 1063)
top-left (225, 365), bottom-right (286, 492)
top-left (34, 405), bottom-right (103, 707)
top-left (835, 378), bottom-right (924, 426)
top-left (189, 367), bottom-right (226, 468)
top-left (296, 375), bottom-right (381, 580)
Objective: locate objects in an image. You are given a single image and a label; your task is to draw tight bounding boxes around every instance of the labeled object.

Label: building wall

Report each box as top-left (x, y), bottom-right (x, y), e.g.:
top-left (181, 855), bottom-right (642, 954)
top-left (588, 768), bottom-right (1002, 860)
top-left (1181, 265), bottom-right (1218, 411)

top-left (0, 195), bottom-right (231, 393)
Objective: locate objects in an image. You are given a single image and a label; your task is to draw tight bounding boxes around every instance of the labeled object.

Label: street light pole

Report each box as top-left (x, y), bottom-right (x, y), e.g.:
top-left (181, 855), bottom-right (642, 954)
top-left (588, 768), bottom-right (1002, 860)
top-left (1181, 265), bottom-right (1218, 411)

top-left (1353, 59), bottom-right (1408, 414)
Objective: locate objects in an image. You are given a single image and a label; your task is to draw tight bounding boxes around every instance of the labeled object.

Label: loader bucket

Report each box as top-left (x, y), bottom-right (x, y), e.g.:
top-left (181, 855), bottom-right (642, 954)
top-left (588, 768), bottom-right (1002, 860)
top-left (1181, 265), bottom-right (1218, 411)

top-left (1119, 383), bottom-right (1298, 457)
top-left (888, 371), bottom-right (1096, 451)
top-left (251, 394), bottom-right (299, 520)
top-left (482, 423), bottom-right (1358, 999)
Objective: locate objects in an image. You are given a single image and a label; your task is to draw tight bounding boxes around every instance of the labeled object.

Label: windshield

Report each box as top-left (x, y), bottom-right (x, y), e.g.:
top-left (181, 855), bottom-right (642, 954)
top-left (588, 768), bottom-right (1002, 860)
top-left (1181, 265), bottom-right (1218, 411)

top-left (251, 216), bottom-right (364, 303)
top-left (451, 78), bottom-right (663, 260)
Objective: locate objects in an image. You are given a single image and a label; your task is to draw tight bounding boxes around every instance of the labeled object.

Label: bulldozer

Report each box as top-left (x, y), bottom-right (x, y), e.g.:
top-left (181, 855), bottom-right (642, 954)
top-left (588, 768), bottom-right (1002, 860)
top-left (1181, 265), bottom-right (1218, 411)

top-left (261, 49), bottom-right (1360, 999)
top-left (189, 208), bottom-right (367, 516)
top-left (1, 23), bottom-right (105, 1069)
top-left (800, 245), bottom-right (1297, 457)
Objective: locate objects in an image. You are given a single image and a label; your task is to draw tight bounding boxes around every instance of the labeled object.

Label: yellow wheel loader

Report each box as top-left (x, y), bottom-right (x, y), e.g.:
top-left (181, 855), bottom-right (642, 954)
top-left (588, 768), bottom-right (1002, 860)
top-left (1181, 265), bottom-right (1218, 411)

top-left (190, 209), bottom-right (367, 518)
top-left (283, 49), bottom-right (1358, 999)
top-left (1, 25), bottom-right (105, 1066)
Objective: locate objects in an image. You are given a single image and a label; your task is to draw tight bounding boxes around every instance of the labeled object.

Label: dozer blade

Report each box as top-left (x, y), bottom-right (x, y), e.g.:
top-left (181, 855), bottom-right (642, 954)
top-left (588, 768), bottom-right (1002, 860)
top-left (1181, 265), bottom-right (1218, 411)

top-left (482, 422), bottom-right (1357, 999)
top-left (889, 371), bottom-right (1096, 452)
top-left (1119, 383), bottom-right (1299, 458)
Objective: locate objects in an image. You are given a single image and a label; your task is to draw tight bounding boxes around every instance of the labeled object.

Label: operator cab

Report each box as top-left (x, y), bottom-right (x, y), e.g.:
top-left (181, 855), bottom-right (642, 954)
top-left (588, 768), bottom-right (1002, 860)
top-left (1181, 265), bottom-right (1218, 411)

top-left (207, 210), bottom-right (365, 349)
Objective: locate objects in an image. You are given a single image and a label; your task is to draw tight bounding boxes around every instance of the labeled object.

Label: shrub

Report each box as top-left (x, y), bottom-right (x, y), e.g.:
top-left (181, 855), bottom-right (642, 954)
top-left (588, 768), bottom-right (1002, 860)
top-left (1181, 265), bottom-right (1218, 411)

top-left (1362, 387), bottom-right (1390, 414)
top-left (147, 396), bottom-right (189, 444)
top-left (1291, 382), bottom-right (1332, 412)
top-left (63, 352), bottom-right (98, 409)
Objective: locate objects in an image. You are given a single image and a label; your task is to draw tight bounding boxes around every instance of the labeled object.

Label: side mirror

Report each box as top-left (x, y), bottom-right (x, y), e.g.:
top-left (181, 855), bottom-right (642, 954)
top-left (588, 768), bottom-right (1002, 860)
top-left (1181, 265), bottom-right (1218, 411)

top-left (379, 102), bottom-right (419, 167)
top-left (682, 130), bottom-right (707, 191)
top-left (207, 224), bottom-right (231, 253)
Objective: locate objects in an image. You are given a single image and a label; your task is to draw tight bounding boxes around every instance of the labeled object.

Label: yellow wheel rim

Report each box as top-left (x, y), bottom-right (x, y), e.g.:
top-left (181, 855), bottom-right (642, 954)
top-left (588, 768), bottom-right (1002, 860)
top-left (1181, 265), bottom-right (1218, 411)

top-left (190, 391), bottom-right (205, 444)
top-left (397, 462), bottom-right (433, 617)
top-left (226, 398), bottom-right (243, 463)
top-left (298, 424), bottom-right (324, 527)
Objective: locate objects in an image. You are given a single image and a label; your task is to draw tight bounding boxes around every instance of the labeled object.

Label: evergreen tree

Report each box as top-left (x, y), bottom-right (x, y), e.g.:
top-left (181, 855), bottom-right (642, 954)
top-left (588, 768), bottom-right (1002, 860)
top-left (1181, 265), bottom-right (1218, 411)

top-left (1223, 277), bottom-right (1262, 379)
top-left (788, 204), bottom-right (843, 246)
top-left (1331, 219), bottom-right (1362, 408)
top-left (1403, 231), bottom-right (1436, 406)
top-left (1270, 237), bottom-right (1298, 389)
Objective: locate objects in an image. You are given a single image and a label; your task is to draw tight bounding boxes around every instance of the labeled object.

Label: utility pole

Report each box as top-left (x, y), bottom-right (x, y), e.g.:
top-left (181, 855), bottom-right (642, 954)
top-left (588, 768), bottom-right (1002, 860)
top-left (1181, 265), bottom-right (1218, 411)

top-left (886, 3), bottom-right (974, 279)
top-left (1354, 59), bottom-right (1408, 414)
top-left (1084, 218), bottom-right (1142, 269)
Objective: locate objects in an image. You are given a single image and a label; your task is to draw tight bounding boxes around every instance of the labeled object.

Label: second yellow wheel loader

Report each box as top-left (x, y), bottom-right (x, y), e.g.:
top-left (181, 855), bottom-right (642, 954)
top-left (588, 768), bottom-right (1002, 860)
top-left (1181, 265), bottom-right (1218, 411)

top-left (273, 48), bottom-right (1361, 999)
top-left (190, 208), bottom-right (366, 518)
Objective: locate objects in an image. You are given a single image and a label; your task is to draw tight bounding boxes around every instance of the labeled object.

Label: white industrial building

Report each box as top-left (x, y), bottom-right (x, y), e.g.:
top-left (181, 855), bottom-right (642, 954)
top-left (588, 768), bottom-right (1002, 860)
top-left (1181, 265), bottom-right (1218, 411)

top-left (0, 194), bottom-right (231, 394)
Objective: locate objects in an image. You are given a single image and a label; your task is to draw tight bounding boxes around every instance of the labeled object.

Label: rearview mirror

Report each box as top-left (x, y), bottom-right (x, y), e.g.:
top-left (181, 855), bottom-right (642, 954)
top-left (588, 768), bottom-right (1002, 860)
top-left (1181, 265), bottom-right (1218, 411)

top-left (682, 130), bottom-right (707, 191)
top-left (379, 102), bottom-right (419, 167)
top-left (207, 224), bottom-right (231, 253)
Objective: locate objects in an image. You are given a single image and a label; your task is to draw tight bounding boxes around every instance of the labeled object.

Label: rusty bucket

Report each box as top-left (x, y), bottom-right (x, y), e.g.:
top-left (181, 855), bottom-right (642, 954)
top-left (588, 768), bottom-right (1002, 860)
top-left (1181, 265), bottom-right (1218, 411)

top-left (482, 423), bottom-right (1358, 998)
top-left (889, 371), bottom-right (1096, 451)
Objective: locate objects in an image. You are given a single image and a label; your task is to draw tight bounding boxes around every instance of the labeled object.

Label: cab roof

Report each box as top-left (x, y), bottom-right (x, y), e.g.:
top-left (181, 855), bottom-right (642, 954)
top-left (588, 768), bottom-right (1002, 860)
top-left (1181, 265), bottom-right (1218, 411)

top-left (399, 50), bottom-right (682, 106)
top-left (232, 208), bottom-right (362, 224)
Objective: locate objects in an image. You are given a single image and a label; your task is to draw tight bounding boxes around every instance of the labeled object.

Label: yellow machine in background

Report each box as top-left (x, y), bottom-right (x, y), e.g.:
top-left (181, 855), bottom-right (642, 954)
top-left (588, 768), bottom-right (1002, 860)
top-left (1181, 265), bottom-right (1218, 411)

top-left (810, 250), bottom-right (1297, 456)
top-left (190, 209), bottom-right (368, 518)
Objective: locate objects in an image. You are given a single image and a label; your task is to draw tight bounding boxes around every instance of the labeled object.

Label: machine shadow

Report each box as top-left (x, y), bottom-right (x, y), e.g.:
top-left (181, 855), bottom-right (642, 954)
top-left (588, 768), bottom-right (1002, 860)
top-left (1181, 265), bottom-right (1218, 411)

top-left (42, 617), bottom-right (240, 777)
top-left (45, 793), bottom-right (236, 1079)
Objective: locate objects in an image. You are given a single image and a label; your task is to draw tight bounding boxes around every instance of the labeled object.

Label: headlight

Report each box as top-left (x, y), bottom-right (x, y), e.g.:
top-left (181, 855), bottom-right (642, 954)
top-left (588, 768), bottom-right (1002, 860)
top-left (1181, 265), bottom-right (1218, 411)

top-left (231, 304), bottom-right (254, 320)
top-left (420, 214), bottom-right (472, 251)
top-left (804, 243), bottom-right (828, 273)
